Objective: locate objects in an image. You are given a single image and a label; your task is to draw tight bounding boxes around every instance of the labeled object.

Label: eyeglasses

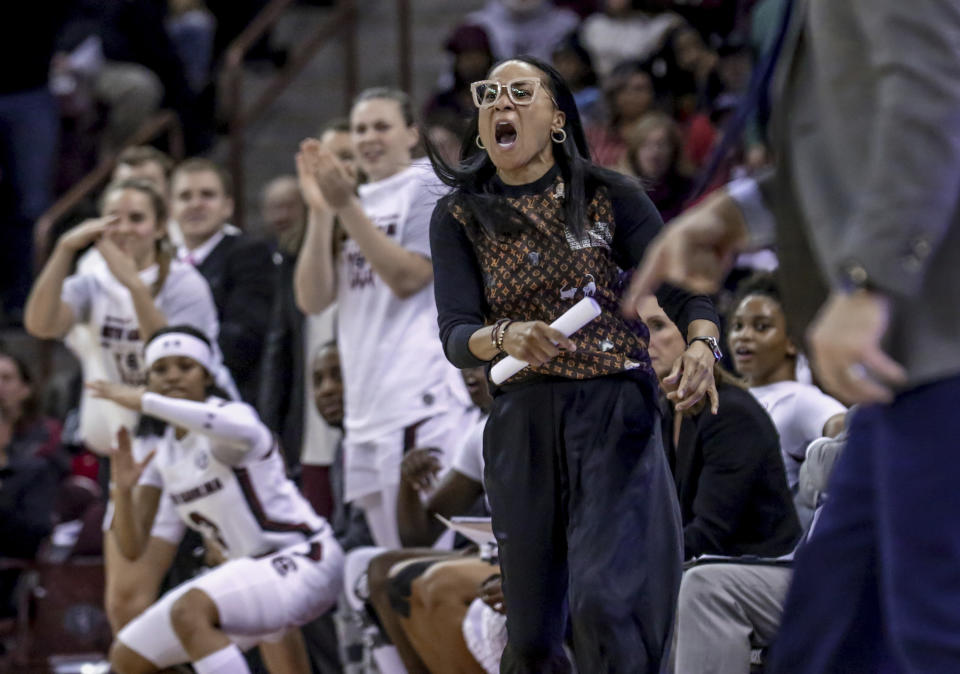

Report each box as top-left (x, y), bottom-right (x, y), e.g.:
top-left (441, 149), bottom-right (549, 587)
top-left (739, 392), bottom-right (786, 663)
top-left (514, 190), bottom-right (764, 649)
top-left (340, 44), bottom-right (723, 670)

top-left (470, 78), bottom-right (557, 109)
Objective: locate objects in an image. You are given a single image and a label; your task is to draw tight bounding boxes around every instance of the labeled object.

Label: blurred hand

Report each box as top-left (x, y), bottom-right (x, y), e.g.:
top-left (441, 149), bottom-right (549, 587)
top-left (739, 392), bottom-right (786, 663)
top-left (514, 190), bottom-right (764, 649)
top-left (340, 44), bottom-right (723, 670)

top-left (479, 574), bottom-right (505, 614)
top-left (109, 427), bottom-right (155, 491)
top-left (96, 237), bottom-right (142, 289)
top-left (88, 380), bottom-right (145, 411)
top-left (58, 216), bottom-right (114, 254)
top-left (623, 192), bottom-right (749, 317)
top-left (203, 537), bottom-right (228, 567)
top-left (400, 447), bottom-right (443, 492)
top-left (311, 148), bottom-right (356, 213)
top-left (665, 341), bottom-right (719, 413)
top-left (501, 321), bottom-right (576, 367)
top-left (808, 291), bottom-right (907, 404)
top-left (296, 139), bottom-right (333, 214)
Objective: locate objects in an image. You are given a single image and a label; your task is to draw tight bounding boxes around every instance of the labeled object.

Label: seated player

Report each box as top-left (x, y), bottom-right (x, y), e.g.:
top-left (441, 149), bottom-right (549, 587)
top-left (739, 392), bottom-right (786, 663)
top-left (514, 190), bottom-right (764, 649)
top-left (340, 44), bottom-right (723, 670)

top-left (366, 366), bottom-right (495, 672)
top-left (727, 272), bottom-right (846, 492)
top-left (89, 325), bottom-right (344, 674)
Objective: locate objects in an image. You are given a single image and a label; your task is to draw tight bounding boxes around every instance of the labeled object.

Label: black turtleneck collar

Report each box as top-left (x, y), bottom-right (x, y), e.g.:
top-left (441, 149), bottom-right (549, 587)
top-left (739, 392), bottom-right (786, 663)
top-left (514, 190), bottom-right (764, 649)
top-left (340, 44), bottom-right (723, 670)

top-left (489, 164), bottom-right (561, 198)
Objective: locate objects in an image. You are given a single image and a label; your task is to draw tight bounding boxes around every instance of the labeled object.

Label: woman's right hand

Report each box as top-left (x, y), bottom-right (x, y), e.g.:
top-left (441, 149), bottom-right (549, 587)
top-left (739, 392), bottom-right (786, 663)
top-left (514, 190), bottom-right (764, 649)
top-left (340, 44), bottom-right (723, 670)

top-left (109, 427), bottom-right (155, 492)
top-left (57, 216), bottom-right (114, 253)
top-left (501, 321), bottom-right (576, 367)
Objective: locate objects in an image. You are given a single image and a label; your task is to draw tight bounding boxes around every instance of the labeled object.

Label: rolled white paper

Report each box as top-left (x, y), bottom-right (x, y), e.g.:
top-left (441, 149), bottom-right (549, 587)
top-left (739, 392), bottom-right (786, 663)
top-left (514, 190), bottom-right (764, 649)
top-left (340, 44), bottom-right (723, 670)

top-left (490, 297), bottom-right (602, 385)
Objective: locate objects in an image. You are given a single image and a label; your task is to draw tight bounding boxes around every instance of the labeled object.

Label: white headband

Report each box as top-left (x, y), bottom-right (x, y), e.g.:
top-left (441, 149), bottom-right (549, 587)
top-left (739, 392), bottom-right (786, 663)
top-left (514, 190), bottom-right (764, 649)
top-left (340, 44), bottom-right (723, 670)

top-left (144, 332), bottom-right (213, 372)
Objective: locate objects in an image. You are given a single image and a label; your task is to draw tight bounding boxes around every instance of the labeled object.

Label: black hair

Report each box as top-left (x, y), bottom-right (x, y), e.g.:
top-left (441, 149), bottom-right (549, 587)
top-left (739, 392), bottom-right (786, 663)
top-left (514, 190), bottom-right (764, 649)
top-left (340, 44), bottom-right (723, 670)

top-left (311, 339), bottom-right (339, 363)
top-left (353, 87), bottom-right (416, 127)
top-left (551, 34), bottom-right (598, 90)
top-left (729, 271), bottom-right (785, 321)
top-left (423, 54), bottom-right (637, 238)
top-left (0, 346), bottom-right (39, 429)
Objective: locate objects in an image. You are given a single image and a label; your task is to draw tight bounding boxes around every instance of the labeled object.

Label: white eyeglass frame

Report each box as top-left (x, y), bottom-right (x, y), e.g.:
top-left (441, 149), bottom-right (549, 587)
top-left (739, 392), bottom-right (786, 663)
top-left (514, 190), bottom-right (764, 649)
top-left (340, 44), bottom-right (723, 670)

top-left (470, 78), bottom-right (558, 109)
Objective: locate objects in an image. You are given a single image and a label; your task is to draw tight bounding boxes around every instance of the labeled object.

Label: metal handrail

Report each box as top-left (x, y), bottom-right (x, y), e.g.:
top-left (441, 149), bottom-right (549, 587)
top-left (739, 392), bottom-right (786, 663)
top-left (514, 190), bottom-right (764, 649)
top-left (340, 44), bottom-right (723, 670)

top-left (32, 110), bottom-right (184, 269)
top-left (224, 0), bottom-right (358, 228)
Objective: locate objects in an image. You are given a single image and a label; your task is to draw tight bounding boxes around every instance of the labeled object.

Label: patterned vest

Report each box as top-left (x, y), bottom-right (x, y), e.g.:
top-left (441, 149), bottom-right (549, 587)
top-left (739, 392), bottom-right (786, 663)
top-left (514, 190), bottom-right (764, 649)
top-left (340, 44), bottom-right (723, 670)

top-left (450, 174), bottom-right (654, 383)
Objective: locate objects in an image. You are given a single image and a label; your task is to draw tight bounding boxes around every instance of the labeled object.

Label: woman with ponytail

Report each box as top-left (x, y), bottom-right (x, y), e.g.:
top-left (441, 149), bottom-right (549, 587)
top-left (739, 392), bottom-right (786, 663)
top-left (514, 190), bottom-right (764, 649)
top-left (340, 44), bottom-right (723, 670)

top-left (427, 55), bottom-right (721, 672)
top-left (24, 178), bottom-right (236, 632)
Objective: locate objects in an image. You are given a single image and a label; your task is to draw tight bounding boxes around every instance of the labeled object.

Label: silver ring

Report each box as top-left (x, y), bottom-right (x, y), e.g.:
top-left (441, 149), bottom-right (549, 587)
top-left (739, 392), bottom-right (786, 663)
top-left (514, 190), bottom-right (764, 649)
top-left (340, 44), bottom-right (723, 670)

top-left (847, 363), bottom-right (868, 380)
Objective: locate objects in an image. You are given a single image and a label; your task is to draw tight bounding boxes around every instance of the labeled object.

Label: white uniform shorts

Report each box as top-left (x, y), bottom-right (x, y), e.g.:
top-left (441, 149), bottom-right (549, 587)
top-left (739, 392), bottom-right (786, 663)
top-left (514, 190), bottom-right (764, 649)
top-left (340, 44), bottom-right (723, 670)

top-left (345, 404), bottom-right (475, 548)
top-left (118, 528), bottom-right (344, 668)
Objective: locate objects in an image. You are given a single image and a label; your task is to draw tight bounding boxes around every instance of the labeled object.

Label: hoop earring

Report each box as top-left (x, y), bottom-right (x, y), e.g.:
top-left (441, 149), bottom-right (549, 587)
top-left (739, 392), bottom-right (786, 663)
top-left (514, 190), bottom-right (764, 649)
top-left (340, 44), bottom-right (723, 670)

top-left (551, 128), bottom-right (567, 144)
top-left (475, 135), bottom-right (486, 150)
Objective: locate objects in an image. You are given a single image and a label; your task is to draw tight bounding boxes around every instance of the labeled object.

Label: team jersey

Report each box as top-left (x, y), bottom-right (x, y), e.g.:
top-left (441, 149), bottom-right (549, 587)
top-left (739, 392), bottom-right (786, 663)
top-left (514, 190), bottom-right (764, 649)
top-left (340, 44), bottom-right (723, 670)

top-left (336, 161), bottom-right (465, 442)
top-left (61, 257), bottom-right (238, 453)
top-left (139, 394), bottom-right (325, 559)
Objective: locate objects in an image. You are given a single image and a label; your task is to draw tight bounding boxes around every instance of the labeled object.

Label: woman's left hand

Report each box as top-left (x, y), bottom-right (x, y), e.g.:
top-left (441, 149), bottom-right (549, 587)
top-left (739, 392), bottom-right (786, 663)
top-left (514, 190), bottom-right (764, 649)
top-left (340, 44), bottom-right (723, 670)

top-left (97, 237), bottom-right (143, 290)
top-left (87, 380), bottom-right (146, 411)
top-left (664, 341), bottom-right (719, 413)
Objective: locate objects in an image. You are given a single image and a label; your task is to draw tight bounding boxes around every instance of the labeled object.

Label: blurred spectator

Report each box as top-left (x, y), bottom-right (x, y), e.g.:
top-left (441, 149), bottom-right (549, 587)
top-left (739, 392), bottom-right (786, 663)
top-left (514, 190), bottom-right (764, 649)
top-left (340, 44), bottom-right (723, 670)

top-left (550, 34), bottom-right (603, 126)
top-left (585, 61), bottom-right (659, 167)
top-left (0, 347), bottom-right (67, 616)
top-left (165, 0), bottom-right (216, 95)
top-left (112, 145), bottom-right (184, 246)
top-left (0, 4), bottom-right (71, 326)
top-left (260, 175), bottom-right (306, 256)
top-left (660, 24), bottom-right (724, 119)
top-left (579, 0), bottom-right (684, 79)
top-left (466, 0), bottom-right (580, 62)
top-left (639, 296), bottom-right (800, 561)
top-left (618, 112), bottom-right (692, 221)
top-left (258, 120), bottom-right (356, 502)
top-left (423, 24), bottom-right (495, 142)
top-left (56, 0), bottom-right (212, 155)
top-left (172, 158), bottom-right (274, 404)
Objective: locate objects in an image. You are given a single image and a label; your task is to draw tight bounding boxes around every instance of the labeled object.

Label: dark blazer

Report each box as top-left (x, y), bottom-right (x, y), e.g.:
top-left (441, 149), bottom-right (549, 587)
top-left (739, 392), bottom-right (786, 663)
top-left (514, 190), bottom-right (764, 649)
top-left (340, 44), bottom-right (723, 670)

top-left (758, 0), bottom-right (960, 387)
top-left (662, 382), bottom-right (801, 560)
top-left (256, 248), bottom-right (306, 470)
top-left (195, 232), bottom-right (274, 404)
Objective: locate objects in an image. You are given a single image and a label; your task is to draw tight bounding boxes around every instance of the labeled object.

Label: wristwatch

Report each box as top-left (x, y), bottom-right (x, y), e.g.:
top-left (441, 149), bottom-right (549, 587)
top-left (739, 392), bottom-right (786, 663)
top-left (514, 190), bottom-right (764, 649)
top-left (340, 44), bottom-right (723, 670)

top-left (688, 335), bottom-right (723, 362)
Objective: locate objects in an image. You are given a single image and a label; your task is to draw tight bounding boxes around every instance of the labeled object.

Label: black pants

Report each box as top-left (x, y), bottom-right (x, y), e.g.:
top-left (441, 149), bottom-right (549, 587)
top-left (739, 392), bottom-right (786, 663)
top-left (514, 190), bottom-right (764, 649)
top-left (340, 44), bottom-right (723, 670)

top-left (484, 374), bottom-right (683, 673)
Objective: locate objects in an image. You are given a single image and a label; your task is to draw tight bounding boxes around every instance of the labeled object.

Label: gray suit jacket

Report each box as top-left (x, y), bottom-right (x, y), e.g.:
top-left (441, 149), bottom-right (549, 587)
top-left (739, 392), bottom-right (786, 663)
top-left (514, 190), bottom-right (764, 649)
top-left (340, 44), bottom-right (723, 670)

top-left (753, 0), bottom-right (960, 387)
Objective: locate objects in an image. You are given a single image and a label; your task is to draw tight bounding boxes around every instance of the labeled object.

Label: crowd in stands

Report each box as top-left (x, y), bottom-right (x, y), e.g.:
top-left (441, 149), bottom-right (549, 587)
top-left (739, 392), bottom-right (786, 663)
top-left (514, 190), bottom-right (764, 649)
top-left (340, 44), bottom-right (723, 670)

top-left (0, 0), bottom-right (858, 672)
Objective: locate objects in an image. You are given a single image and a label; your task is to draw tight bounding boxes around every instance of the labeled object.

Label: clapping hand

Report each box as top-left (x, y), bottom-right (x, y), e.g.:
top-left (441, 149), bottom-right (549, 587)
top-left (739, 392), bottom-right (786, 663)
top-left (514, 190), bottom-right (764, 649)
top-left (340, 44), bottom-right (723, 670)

top-left (400, 447), bottom-right (443, 492)
top-left (297, 139), bottom-right (356, 213)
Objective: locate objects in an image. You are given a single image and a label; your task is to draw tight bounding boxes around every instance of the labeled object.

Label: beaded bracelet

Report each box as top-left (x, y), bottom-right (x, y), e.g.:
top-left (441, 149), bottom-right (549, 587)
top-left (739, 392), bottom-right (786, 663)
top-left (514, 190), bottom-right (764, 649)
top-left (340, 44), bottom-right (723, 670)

top-left (496, 320), bottom-right (513, 352)
top-left (490, 319), bottom-right (509, 351)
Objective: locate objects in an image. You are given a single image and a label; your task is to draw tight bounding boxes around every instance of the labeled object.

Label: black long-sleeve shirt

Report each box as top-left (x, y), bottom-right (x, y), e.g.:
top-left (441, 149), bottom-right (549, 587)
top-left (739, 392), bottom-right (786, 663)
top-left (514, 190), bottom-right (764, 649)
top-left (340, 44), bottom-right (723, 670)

top-left (430, 166), bottom-right (717, 383)
top-left (663, 383), bottom-right (802, 559)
